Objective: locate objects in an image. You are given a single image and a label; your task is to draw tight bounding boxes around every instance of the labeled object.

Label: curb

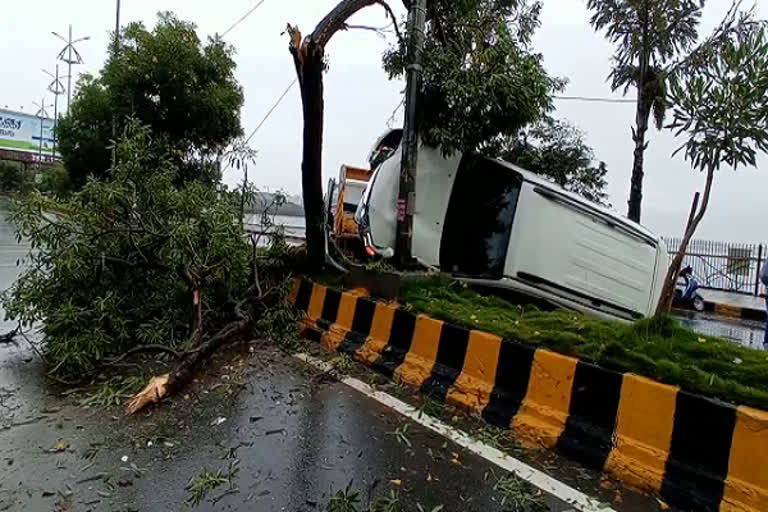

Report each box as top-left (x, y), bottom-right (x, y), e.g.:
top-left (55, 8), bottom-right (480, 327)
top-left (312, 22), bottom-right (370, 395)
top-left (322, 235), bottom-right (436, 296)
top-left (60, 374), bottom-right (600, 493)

top-left (674, 298), bottom-right (767, 322)
top-left (705, 301), bottom-right (767, 323)
top-left (289, 278), bottom-right (768, 512)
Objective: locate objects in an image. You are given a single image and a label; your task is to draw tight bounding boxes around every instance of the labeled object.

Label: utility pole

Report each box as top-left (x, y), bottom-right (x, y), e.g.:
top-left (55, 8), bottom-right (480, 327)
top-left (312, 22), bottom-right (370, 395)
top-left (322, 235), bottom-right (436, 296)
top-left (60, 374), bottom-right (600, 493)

top-left (44, 65), bottom-right (68, 157)
top-left (53, 25), bottom-right (90, 112)
top-left (115, 0), bottom-right (121, 53)
top-left (112, 0), bottom-right (121, 167)
top-left (394, 0), bottom-right (427, 266)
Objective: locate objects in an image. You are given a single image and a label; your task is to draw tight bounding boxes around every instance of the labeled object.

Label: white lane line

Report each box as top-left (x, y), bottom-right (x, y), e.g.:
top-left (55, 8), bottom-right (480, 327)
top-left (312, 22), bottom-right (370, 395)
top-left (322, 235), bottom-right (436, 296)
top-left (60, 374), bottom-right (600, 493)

top-left (295, 353), bottom-right (613, 512)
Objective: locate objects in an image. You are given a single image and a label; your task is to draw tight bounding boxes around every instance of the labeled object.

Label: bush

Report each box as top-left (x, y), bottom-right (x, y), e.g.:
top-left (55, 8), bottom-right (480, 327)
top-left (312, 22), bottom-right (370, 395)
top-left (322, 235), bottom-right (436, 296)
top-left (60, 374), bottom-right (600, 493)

top-left (40, 164), bottom-right (73, 197)
top-left (0, 162), bottom-right (23, 192)
top-left (2, 121), bottom-right (295, 378)
top-left (0, 162), bottom-right (72, 197)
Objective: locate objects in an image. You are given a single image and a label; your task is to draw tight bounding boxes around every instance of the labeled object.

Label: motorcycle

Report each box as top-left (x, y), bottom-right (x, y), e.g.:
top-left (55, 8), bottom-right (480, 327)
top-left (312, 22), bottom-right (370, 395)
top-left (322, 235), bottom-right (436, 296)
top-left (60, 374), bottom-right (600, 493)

top-left (674, 266), bottom-right (706, 312)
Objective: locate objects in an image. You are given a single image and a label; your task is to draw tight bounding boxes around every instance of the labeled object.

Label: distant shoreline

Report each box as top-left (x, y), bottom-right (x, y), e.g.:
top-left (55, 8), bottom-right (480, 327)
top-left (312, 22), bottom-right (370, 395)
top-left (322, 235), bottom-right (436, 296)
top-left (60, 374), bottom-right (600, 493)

top-left (245, 192), bottom-right (304, 217)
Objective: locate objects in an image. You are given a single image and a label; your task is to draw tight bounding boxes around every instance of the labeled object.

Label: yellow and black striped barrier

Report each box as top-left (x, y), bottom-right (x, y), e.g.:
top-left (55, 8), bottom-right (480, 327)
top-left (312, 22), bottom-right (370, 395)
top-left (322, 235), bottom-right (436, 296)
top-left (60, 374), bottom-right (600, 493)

top-left (677, 299), bottom-right (767, 322)
top-left (290, 278), bottom-right (768, 512)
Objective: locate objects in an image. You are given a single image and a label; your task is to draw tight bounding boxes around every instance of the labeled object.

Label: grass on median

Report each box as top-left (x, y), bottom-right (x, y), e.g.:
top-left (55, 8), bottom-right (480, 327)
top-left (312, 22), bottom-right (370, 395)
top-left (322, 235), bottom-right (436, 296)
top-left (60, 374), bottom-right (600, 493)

top-left (399, 276), bottom-right (768, 411)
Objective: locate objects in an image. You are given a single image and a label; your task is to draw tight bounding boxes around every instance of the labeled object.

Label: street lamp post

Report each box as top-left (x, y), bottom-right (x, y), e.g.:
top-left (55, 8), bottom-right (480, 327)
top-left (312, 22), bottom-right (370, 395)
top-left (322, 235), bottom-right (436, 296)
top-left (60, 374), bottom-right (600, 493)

top-left (43, 65), bottom-right (68, 157)
top-left (31, 98), bottom-right (53, 191)
top-left (53, 25), bottom-right (90, 112)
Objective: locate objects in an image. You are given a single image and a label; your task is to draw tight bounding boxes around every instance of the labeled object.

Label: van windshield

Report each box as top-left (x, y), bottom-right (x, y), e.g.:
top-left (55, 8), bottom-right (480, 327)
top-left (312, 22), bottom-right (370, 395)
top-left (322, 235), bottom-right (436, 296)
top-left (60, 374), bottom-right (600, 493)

top-left (440, 155), bottom-right (522, 279)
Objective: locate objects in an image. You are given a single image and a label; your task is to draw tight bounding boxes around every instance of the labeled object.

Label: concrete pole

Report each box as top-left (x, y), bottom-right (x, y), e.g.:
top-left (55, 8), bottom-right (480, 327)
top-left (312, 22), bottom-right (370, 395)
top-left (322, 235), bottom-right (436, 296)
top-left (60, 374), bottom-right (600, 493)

top-left (52, 65), bottom-right (59, 157)
top-left (394, 0), bottom-right (427, 266)
top-left (67, 25), bottom-right (73, 112)
top-left (115, 0), bottom-right (121, 50)
top-left (112, 0), bottom-right (121, 167)
top-left (38, 97), bottom-right (44, 166)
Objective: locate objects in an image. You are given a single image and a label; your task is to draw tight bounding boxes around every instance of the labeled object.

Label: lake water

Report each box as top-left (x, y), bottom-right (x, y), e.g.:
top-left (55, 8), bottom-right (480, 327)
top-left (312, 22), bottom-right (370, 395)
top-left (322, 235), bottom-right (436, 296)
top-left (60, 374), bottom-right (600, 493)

top-left (244, 214), bottom-right (306, 241)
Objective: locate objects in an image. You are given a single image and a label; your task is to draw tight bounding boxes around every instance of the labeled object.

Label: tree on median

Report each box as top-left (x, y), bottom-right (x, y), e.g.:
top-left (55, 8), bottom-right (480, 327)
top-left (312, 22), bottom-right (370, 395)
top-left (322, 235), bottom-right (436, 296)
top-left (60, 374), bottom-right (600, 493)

top-left (587, 0), bottom-right (704, 223)
top-left (496, 117), bottom-right (610, 206)
top-left (657, 7), bottom-right (768, 313)
top-left (288, 0), bottom-right (562, 270)
top-left (57, 12), bottom-right (244, 189)
top-left (383, 0), bottom-right (565, 156)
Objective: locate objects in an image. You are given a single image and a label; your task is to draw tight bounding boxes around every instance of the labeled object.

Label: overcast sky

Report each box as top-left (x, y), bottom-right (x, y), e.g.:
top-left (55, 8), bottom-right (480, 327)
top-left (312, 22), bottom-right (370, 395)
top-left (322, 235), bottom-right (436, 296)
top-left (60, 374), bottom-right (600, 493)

top-left (3, 0), bottom-right (766, 243)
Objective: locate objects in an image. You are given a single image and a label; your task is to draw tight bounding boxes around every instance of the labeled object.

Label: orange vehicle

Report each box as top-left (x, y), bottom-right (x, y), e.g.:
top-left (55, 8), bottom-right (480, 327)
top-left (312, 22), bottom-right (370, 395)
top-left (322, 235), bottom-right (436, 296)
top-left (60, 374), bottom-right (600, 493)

top-left (327, 165), bottom-right (373, 241)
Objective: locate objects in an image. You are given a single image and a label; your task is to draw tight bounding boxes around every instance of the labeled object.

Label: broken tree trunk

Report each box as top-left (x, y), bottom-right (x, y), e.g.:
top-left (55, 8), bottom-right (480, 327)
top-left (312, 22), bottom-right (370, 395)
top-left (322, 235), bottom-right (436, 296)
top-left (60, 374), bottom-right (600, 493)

top-left (287, 0), bottom-right (401, 271)
top-left (290, 36), bottom-right (327, 273)
top-left (126, 303), bottom-right (250, 414)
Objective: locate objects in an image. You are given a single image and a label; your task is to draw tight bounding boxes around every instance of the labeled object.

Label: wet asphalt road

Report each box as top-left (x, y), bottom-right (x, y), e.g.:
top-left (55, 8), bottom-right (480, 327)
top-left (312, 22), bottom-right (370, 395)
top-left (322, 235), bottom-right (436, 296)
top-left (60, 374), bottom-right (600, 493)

top-left (1, 345), bottom-right (565, 511)
top-left (1, 339), bottom-right (670, 512)
top-left (675, 311), bottom-right (766, 350)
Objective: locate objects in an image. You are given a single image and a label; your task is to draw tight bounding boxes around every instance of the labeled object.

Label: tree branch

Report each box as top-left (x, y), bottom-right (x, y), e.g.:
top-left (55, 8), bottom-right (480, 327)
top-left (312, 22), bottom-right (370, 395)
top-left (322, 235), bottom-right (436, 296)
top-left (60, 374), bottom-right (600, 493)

top-left (126, 312), bottom-right (250, 415)
top-left (310, 0), bottom-right (379, 48)
top-left (250, 236), bottom-right (264, 299)
top-left (374, 0), bottom-right (405, 48)
top-left (103, 344), bottom-right (184, 367)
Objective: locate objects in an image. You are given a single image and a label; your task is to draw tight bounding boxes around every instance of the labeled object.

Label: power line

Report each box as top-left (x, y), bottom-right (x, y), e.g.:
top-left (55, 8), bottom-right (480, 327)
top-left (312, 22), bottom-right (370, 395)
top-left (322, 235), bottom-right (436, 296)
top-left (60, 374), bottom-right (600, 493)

top-left (222, 0), bottom-right (268, 38)
top-left (555, 95), bottom-right (636, 104)
top-left (244, 78), bottom-right (298, 144)
top-left (386, 98), bottom-right (405, 128)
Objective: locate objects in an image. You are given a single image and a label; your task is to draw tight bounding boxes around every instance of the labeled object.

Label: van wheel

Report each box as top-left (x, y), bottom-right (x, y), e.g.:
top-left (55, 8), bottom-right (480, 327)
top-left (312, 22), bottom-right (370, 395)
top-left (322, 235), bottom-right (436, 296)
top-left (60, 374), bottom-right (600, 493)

top-left (693, 296), bottom-right (705, 312)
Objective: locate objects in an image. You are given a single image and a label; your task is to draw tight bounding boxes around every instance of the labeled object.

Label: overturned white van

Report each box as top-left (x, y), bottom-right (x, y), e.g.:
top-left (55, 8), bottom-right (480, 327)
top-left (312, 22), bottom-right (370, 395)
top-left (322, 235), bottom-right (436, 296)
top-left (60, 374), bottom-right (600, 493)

top-left (355, 130), bottom-right (669, 321)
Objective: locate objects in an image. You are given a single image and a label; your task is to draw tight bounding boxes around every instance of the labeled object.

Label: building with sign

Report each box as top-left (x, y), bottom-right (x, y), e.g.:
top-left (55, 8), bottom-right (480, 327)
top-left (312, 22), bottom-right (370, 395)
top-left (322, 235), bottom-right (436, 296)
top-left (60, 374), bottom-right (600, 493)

top-left (0, 108), bottom-right (58, 164)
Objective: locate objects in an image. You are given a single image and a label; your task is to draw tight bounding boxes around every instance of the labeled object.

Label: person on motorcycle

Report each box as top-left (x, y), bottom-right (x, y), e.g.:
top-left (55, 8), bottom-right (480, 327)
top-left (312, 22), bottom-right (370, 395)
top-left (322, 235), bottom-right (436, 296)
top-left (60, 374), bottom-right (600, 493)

top-left (680, 266), bottom-right (695, 300)
top-left (761, 259), bottom-right (768, 345)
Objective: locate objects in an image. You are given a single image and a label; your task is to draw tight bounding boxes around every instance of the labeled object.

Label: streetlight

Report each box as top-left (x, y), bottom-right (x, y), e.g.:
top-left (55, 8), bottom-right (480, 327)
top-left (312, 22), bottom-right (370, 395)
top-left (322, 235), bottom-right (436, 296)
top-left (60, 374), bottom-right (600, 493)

top-left (43, 66), bottom-right (68, 157)
top-left (53, 26), bottom-right (90, 112)
top-left (31, 98), bottom-right (54, 190)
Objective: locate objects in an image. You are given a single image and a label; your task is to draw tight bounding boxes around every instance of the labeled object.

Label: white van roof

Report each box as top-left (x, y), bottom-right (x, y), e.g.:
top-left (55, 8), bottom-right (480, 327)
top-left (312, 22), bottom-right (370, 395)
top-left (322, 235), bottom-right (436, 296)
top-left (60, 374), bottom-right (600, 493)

top-left (489, 156), bottom-right (661, 244)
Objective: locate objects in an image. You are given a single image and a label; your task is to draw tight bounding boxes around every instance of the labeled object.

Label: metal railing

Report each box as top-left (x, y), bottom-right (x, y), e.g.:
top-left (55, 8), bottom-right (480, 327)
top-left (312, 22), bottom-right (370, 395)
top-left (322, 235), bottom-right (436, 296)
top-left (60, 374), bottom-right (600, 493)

top-left (662, 237), bottom-right (765, 296)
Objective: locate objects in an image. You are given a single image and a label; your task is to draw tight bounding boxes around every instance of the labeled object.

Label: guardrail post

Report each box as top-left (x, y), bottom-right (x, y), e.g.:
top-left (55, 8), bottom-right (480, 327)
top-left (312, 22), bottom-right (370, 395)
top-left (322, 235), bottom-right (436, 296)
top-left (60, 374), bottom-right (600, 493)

top-left (756, 244), bottom-right (763, 297)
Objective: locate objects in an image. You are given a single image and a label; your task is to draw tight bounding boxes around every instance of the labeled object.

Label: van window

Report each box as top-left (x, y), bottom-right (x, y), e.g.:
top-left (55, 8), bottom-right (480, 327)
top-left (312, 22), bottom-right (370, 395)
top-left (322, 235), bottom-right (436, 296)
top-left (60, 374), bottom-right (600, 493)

top-left (369, 129), bottom-right (403, 170)
top-left (440, 155), bottom-right (522, 279)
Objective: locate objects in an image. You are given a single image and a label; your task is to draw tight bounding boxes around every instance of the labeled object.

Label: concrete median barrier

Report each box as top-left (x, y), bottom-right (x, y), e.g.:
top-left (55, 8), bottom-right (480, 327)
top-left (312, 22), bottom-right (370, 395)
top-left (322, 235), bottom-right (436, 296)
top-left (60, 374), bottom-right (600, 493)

top-left (290, 278), bottom-right (768, 512)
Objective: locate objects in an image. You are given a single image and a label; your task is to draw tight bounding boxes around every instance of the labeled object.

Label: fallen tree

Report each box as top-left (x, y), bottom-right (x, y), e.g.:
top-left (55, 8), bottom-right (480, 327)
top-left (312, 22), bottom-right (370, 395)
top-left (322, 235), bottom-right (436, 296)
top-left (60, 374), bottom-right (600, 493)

top-left (2, 121), bottom-right (300, 413)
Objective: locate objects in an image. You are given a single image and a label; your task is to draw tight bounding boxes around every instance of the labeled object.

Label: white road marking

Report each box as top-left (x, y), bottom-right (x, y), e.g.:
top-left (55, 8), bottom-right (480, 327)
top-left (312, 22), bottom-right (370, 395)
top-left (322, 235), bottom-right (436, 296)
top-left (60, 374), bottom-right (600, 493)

top-left (295, 353), bottom-right (613, 512)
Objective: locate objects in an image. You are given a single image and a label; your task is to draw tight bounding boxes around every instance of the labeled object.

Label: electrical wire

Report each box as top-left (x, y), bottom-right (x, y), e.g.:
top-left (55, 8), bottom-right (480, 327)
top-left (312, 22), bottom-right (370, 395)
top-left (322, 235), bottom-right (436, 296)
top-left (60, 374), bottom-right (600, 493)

top-left (221, 0), bottom-right (268, 38)
top-left (244, 78), bottom-right (298, 144)
top-left (386, 98), bottom-right (405, 128)
top-left (554, 95), bottom-right (636, 104)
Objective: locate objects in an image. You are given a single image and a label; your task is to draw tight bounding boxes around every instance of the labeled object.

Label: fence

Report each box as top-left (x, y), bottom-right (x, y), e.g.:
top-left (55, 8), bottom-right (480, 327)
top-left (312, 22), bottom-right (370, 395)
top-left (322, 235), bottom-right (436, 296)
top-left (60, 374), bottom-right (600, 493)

top-left (662, 237), bottom-right (765, 296)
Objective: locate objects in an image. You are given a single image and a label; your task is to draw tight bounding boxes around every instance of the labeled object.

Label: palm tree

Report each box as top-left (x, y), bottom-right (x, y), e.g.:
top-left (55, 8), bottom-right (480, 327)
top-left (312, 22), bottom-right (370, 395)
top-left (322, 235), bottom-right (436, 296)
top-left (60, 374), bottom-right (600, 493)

top-left (587, 0), bottom-right (703, 223)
